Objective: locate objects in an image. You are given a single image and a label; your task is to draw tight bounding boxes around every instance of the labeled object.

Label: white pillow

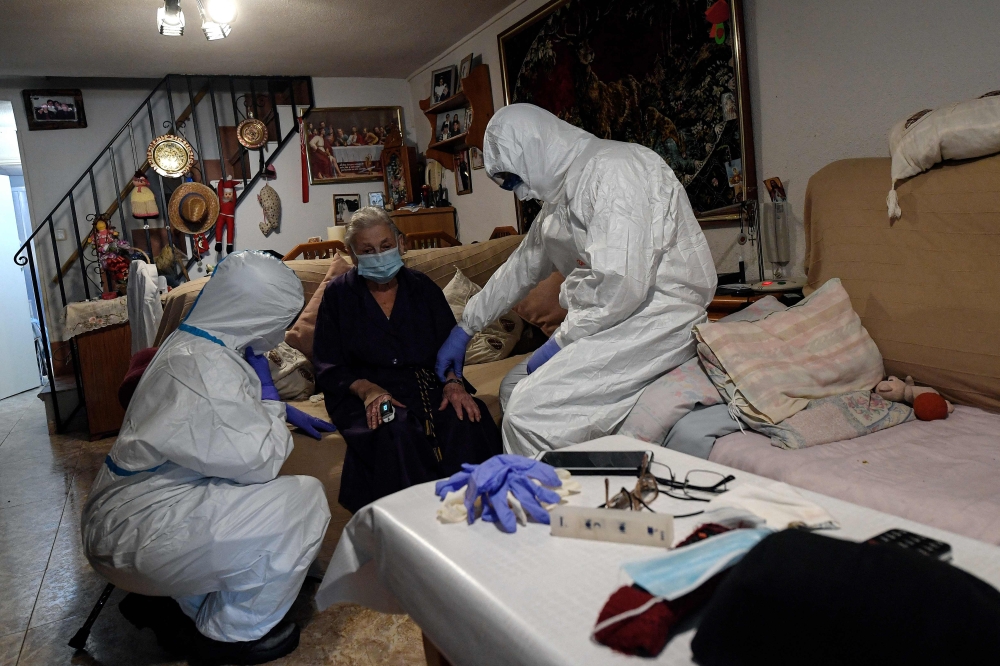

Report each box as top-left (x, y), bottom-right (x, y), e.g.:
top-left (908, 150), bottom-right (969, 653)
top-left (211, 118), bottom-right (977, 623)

top-left (442, 268), bottom-right (523, 365)
top-left (887, 91), bottom-right (1000, 219)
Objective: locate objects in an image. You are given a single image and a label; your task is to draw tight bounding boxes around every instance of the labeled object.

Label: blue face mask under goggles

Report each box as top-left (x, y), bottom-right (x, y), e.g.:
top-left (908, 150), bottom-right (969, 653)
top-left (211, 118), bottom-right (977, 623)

top-left (356, 246), bottom-right (404, 284)
top-left (490, 171), bottom-right (523, 191)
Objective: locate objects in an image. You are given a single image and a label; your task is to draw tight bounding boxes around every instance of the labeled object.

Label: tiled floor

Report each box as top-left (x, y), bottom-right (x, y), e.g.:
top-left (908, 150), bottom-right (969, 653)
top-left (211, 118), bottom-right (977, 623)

top-left (0, 389), bottom-right (425, 665)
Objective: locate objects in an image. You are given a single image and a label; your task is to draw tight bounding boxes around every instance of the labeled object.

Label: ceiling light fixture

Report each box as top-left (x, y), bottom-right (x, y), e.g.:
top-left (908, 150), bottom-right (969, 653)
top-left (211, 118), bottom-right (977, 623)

top-left (195, 0), bottom-right (232, 40)
top-left (206, 0), bottom-right (238, 25)
top-left (157, 0), bottom-right (185, 36)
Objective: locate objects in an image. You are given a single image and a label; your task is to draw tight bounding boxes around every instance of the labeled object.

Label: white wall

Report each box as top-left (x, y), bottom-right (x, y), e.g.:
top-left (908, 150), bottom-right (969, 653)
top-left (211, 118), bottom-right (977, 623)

top-left (407, 0), bottom-right (1000, 275)
top-left (744, 0), bottom-right (1000, 277)
top-left (235, 77), bottom-right (416, 256)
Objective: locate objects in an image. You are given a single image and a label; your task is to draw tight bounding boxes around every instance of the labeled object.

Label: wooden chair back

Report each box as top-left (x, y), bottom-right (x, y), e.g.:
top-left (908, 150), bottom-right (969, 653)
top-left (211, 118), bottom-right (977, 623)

top-left (283, 240), bottom-right (347, 261)
top-left (404, 231), bottom-right (461, 251)
top-left (489, 226), bottom-right (519, 240)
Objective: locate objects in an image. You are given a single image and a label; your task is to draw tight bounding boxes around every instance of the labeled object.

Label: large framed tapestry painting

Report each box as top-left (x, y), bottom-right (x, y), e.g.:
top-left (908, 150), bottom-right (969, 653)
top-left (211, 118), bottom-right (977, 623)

top-left (302, 106), bottom-right (403, 185)
top-left (499, 0), bottom-right (755, 230)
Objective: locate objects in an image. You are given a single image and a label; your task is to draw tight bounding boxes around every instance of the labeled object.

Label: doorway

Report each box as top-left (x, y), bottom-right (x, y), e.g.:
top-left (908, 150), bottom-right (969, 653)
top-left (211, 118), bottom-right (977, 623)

top-left (0, 100), bottom-right (43, 399)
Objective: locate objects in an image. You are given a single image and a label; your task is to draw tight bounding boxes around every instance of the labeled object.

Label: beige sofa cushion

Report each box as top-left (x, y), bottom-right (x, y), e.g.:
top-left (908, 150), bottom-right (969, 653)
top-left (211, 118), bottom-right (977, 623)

top-left (403, 234), bottom-right (524, 288)
top-left (285, 254), bottom-right (353, 359)
top-left (442, 268), bottom-right (524, 365)
top-left (803, 155), bottom-right (1000, 412)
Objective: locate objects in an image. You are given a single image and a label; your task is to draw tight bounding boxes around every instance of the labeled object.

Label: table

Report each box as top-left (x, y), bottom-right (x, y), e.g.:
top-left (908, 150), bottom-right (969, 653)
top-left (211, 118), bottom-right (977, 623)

top-left (316, 436), bottom-right (1000, 665)
top-left (707, 289), bottom-right (803, 321)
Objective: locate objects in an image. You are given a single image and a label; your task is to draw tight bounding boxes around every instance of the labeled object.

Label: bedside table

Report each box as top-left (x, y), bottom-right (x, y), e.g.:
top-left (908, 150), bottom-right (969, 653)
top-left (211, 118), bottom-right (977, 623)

top-left (707, 289), bottom-right (803, 321)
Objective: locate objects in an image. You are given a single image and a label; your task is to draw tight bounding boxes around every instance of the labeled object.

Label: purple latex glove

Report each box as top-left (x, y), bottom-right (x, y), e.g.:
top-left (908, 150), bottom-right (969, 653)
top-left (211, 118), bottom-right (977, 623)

top-left (526, 336), bottom-right (561, 374)
top-left (244, 346), bottom-right (279, 401)
top-left (435, 454), bottom-right (562, 533)
top-left (285, 404), bottom-right (337, 440)
top-left (435, 325), bottom-right (473, 381)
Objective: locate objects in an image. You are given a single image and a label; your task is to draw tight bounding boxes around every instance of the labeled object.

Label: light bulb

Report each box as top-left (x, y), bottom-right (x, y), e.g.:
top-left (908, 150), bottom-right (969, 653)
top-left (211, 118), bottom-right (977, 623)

top-left (157, 1), bottom-right (185, 36)
top-left (207, 0), bottom-right (237, 24)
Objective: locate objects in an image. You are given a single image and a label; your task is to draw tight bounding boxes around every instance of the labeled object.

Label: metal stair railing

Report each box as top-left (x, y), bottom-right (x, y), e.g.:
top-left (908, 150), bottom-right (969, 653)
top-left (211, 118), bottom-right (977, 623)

top-left (13, 74), bottom-right (314, 433)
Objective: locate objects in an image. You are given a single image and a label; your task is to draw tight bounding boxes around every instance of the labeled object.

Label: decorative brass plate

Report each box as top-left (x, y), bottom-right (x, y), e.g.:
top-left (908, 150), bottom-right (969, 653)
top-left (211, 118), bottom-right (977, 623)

top-left (237, 117), bottom-right (268, 149)
top-left (147, 134), bottom-right (195, 178)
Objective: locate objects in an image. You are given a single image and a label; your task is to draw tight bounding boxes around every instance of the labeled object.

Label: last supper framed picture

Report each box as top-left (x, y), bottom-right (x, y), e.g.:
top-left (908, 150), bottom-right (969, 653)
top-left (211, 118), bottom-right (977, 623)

top-left (499, 0), bottom-right (755, 225)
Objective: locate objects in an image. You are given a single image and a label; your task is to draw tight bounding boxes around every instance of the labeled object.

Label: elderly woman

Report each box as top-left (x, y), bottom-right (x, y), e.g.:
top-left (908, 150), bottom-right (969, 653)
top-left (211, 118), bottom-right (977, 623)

top-left (313, 207), bottom-right (502, 512)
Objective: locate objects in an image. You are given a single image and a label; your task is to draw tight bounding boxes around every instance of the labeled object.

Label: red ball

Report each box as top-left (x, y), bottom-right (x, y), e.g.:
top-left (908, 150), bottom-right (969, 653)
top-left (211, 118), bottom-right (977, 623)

top-left (913, 393), bottom-right (948, 421)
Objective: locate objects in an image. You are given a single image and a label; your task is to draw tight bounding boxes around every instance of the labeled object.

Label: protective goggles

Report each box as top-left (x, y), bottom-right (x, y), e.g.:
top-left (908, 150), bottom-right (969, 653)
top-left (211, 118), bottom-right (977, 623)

top-left (489, 172), bottom-right (523, 191)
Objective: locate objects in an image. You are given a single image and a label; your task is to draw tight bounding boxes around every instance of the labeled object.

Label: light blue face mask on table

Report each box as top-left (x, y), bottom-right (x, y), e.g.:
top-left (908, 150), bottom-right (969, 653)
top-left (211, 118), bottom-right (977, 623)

top-left (623, 528), bottom-right (774, 601)
top-left (356, 246), bottom-right (404, 284)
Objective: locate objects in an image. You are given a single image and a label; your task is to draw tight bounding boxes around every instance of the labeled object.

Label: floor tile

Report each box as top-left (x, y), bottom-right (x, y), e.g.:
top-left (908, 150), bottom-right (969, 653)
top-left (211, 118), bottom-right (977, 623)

top-left (17, 600), bottom-right (186, 666)
top-left (28, 522), bottom-right (106, 629)
top-left (0, 456), bottom-right (78, 511)
top-left (0, 498), bottom-right (63, 577)
top-left (0, 631), bottom-right (24, 666)
top-left (0, 427), bottom-right (84, 467)
top-left (0, 571), bottom-right (44, 637)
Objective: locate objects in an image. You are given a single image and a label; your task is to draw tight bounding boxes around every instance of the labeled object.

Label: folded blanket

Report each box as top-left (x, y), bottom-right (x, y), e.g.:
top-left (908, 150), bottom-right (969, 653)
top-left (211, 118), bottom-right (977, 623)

top-left (695, 279), bottom-right (884, 425)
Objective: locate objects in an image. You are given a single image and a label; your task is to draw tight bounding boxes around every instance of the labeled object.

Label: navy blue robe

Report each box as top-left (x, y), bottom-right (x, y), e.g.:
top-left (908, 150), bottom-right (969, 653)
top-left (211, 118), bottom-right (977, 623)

top-left (313, 267), bottom-right (502, 513)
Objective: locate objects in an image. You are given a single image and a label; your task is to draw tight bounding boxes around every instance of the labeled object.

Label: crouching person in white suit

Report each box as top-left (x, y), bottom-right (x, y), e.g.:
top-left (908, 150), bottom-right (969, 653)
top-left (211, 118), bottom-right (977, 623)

top-left (435, 104), bottom-right (717, 457)
top-left (81, 251), bottom-right (332, 665)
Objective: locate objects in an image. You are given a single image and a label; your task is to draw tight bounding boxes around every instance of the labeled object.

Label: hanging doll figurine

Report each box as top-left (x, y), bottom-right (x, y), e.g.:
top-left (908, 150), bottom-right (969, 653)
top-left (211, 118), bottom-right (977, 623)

top-left (215, 177), bottom-right (238, 254)
top-left (89, 214), bottom-right (133, 298)
top-left (129, 171), bottom-right (159, 221)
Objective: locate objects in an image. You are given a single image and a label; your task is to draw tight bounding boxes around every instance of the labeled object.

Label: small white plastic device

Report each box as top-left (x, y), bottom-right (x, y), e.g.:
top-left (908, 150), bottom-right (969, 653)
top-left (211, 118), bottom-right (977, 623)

top-left (550, 505), bottom-right (674, 547)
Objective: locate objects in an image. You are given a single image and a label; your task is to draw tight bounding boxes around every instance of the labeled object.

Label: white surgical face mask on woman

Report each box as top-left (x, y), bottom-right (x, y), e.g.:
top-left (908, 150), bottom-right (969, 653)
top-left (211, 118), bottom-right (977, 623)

top-left (356, 245), bottom-right (404, 284)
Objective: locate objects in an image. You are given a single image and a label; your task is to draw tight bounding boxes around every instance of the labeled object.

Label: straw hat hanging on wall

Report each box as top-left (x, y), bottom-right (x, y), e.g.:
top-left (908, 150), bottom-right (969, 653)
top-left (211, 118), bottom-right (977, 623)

top-left (167, 182), bottom-right (220, 235)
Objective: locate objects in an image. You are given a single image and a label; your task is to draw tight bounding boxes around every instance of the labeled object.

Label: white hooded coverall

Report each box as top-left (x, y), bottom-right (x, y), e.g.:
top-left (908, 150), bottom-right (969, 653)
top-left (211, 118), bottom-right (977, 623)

top-left (462, 104), bottom-right (717, 456)
top-left (81, 251), bottom-right (331, 643)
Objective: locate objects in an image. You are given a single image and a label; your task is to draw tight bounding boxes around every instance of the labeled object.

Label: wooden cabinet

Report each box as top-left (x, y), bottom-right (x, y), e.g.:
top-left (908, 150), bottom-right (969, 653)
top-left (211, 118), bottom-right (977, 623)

top-left (419, 65), bottom-right (495, 171)
top-left (707, 289), bottom-right (804, 321)
top-left (389, 207), bottom-right (457, 239)
top-left (76, 322), bottom-right (132, 437)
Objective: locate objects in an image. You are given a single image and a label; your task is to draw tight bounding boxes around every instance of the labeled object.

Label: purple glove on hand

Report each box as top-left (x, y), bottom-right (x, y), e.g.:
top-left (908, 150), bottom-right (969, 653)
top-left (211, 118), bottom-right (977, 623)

top-left (526, 336), bottom-right (561, 374)
top-left (285, 404), bottom-right (337, 440)
top-left (245, 346), bottom-right (279, 401)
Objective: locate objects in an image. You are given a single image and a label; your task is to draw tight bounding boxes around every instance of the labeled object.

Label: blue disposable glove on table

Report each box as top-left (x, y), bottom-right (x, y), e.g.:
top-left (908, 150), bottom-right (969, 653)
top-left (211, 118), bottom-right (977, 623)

top-left (526, 336), bottom-right (561, 374)
top-left (244, 346), bottom-right (280, 401)
top-left (435, 454), bottom-right (563, 533)
top-left (285, 404), bottom-right (337, 440)
top-left (435, 325), bottom-right (473, 382)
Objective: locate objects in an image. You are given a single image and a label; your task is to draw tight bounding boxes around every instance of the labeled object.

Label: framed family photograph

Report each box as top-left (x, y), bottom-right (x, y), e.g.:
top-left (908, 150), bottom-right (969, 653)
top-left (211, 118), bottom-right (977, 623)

top-left (458, 54), bottom-right (474, 92)
top-left (454, 150), bottom-right (473, 195)
top-left (302, 106), bottom-right (403, 185)
top-left (22, 89), bottom-right (87, 130)
top-left (498, 0), bottom-right (755, 224)
top-left (470, 147), bottom-right (485, 170)
top-left (431, 66), bottom-right (457, 105)
top-left (333, 194), bottom-right (361, 224)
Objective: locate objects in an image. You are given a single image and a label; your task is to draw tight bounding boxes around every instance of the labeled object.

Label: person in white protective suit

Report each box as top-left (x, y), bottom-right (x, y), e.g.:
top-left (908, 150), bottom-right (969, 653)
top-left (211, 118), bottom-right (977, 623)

top-left (435, 104), bottom-right (717, 456)
top-left (81, 251), bottom-right (333, 665)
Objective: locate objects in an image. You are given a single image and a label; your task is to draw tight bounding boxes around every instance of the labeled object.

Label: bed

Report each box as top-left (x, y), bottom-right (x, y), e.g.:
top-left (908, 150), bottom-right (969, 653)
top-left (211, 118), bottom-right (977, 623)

top-left (708, 154), bottom-right (1000, 545)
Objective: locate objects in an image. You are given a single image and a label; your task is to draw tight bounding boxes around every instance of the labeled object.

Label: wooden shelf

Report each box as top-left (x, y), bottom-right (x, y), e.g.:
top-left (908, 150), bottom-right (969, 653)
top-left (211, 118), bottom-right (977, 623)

top-left (425, 91), bottom-right (468, 115)
top-left (419, 64), bottom-right (494, 171)
top-left (427, 132), bottom-right (469, 152)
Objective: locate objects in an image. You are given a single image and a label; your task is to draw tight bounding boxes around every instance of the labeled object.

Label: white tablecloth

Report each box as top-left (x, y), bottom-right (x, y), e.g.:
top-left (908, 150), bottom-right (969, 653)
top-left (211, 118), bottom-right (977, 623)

top-left (64, 296), bottom-right (128, 338)
top-left (330, 145), bottom-right (383, 162)
top-left (316, 436), bottom-right (1000, 666)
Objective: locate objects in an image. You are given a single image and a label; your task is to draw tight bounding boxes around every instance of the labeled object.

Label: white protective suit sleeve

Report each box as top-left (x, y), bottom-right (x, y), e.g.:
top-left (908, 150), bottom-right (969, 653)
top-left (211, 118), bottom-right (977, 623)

top-left (554, 169), bottom-right (662, 347)
top-left (460, 210), bottom-right (556, 334)
top-left (135, 343), bottom-right (294, 484)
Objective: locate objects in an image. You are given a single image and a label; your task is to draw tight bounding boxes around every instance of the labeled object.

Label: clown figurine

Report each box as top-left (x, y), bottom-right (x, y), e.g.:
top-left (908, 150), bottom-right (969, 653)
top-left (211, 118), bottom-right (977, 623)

top-left (215, 177), bottom-right (238, 254)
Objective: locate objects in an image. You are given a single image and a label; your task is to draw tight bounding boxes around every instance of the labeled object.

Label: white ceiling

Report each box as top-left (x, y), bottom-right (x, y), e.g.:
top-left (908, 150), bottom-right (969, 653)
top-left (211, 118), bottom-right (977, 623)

top-left (0, 0), bottom-right (512, 79)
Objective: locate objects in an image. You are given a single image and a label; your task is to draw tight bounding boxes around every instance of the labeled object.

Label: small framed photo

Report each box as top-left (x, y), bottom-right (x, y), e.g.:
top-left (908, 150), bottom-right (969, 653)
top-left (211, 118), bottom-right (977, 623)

top-left (458, 54), bottom-right (474, 92)
top-left (368, 191), bottom-right (385, 207)
top-left (333, 194), bottom-right (361, 224)
top-left (454, 150), bottom-right (473, 196)
top-left (470, 147), bottom-right (485, 170)
top-left (22, 89), bottom-right (87, 130)
top-left (431, 66), bottom-right (457, 105)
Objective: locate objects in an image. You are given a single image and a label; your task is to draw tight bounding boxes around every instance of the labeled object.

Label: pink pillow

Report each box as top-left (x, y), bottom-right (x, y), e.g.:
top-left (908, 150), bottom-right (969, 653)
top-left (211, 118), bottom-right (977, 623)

top-left (285, 253), bottom-right (352, 359)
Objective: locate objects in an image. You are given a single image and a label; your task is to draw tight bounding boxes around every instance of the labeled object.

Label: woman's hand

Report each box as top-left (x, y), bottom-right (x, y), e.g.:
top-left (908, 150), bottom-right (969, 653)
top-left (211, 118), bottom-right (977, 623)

top-left (364, 392), bottom-right (405, 430)
top-left (439, 380), bottom-right (481, 422)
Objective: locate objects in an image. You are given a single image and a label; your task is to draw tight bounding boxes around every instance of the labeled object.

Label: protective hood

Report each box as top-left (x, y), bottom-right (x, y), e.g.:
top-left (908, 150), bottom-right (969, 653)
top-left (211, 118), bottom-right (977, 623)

top-left (183, 250), bottom-right (303, 352)
top-left (483, 104), bottom-right (595, 204)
